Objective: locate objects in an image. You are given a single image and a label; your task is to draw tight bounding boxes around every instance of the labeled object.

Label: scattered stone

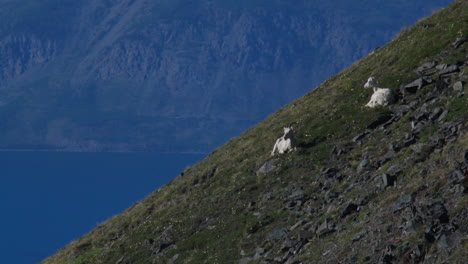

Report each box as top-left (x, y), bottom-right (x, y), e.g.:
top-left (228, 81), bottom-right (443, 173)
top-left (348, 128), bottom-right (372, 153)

top-left (167, 254), bottom-right (179, 264)
top-left (415, 61), bottom-right (436, 76)
top-left (353, 131), bottom-right (369, 142)
top-left (391, 104), bottom-right (411, 117)
top-left (437, 110), bottom-right (448, 122)
top-left (290, 219), bottom-right (306, 231)
top-left (437, 234), bottom-right (449, 249)
top-left (341, 203), bottom-right (358, 218)
top-left (429, 107), bottom-right (443, 121)
top-left (357, 158), bottom-right (369, 173)
top-left (447, 169), bottom-right (465, 184)
top-left (410, 143), bottom-right (435, 162)
top-left (439, 65), bottom-right (459, 76)
top-left (435, 78), bottom-right (449, 92)
top-left (115, 256), bottom-right (125, 264)
top-left (452, 37), bottom-right (467, 48)
top-left (326, 191), bottom-right (340, 203)
top-left (320, 167), bottom-right (339, 176)
top-left (158, 225), bottom-right (175, 251)
top-left (379, 150), bottom-right (396, 166)
top-left (352, 231), bottom-right (367, 242)
top-left (288, 190), bottom-right (306, 201)
top-left (382, 174), bottom-right (396, 188)
top-left (465, 149), bottom-right (468, 165)
top-left (257, 159), bottom-right (276, 175)
top-left (316, 219), bottom-right (336, 238)
top-left (428, 202), bottom-right (449, 223)
top-left (280, 239), bottom-right (294, 251)
top-left (298, 229), bottom-right (314, 242)
top-left (239, 257), bottom-right (253, 264)
top-left (268, 228), bottom-right (287, 241)
top-left (393, 195), bottom-right (414, 212)
top-left (404, 78), bottom-right (428, 93)
top-left (436, 64), bottom-right (448, 71)
top-left (453, 81), bottom-right (464, 91)
top-left (367, 113), bottom-right (394, 129)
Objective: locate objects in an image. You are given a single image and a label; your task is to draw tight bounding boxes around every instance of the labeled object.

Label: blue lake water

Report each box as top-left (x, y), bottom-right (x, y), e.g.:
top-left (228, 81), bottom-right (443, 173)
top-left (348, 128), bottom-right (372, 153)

top-left (0, 151), bottom-right (205, 264)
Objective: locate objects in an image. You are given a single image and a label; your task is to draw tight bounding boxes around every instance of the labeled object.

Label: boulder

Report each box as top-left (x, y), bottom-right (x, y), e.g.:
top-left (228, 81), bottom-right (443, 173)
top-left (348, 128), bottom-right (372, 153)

top-left (403, 78), bottom-right (428, 93)
top-left (393, 194), bottom-right (414, 212)
top-left (367, 112), bottom-right (394, 129)
top-left (257, 159), bottom-right (277, 175)
top-left (268, 228), bottom-right (287, 241)
top-left (415, 61), bottom-right (436, 76)
top-left (453, 81), bottom-right (464, 91)
top-left (439, 65), bottom-right (459, 76)
top-left (341, 203), bottom-right (358, 218)
top-left (451, 37), bottom-right (467, 48)
top-left (428, 202), bottom-right (449, 223)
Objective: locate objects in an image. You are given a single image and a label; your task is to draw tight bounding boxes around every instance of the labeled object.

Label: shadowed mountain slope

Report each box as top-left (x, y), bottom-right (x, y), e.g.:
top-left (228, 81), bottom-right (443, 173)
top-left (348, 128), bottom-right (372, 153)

top-left (41, 1), bottom-right (468, 263)
top-left (0, 0), bottom-right (453, 152)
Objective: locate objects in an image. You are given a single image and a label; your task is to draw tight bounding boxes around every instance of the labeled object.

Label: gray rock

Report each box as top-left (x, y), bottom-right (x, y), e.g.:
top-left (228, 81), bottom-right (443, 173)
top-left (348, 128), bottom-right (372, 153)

top-left (352, 231), bottom-right (367, 242)
top-left (239, 257), bottom-right (253, 264)
top-left (256, 159), bottom-right (276, 175)
top-left (436, 64), bottom-right (448, 70)
top-left (367, 113), bottom-right (394, 129)
top-left (437, 234), bottom-right (449, 249)
top-left (393, 194), bottom-right (414, 212)
top-left (288, 190), bottom-right (306, 201)
top-left (298, 229), bottom-right (314, 242)
top-left (429, 107), bottom-right (444, 121)
top-left (167, 254), bottom-right (180, 264)
top-left (415, 61), bottom-right (436, 76)
top-left (158, 225), bottom-right (175, 251)
top-left (453, 81), bottom-right (464, 91)
top-left (115, 256), bottom-right (125, 264)
top-left (382, 174), bottom-right (396, 188)
top-left (341, 203), bottom-right (358, 218)
top-left (353, 131), bottom-right (369, 142)
top-left (326, 191), bottom-right (340, 203)
top-left (404, 78), bottom-right (427, 93)
top-left (429, 202), bottom-right (449, 223)
top-left (439, 65), bottom-right (459, 75)
top-left (447, 169), bottom-right (465, 184)
top-left (357, 158), bottom-right (369, 173)
top-left (465, 149), bottom-right (468, 165)
top-left (379, 150), bottom-right (396, 166)
top-left (452, 37), bottom-right (467, 48)
top-left (437, 110), bottom-right (448, 122)
top-left (435, 78), bottom-right (449, 92)
top-left (411, 143), bottom-right (435, 162)
top-left (268, 228), bottom-right (287, 241)
top-left (280, 239), bottom-right (294, 251)
top-left (391, 104), bottom-right (411, 117)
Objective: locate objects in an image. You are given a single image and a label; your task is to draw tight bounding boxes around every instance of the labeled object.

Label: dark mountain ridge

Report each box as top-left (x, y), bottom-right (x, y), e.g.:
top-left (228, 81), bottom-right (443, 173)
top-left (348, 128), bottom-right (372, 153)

top-left (0, 0), bottom-right (453, 152)
top-left (42, 1), bottom-right (467, 263)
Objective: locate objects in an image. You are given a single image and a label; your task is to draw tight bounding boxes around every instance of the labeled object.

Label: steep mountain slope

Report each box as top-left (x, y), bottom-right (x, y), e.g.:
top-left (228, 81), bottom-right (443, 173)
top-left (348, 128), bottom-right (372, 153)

top-left (41, 1), bottom-right (468, 263)
top-left (0, 0), bottom-right (453, 152)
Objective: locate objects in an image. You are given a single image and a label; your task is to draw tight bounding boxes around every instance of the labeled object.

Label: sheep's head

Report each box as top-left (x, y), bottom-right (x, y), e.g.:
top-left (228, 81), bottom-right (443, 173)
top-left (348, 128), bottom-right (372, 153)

top-left (283, 127), bottom-right (292, 134)
top-left (364, 77), bottom-right (379, 89)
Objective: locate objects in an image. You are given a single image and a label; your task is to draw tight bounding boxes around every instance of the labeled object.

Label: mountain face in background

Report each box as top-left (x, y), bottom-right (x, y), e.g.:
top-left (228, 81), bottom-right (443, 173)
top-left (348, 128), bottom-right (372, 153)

top-left (0, 0), bottom-right (453, 152)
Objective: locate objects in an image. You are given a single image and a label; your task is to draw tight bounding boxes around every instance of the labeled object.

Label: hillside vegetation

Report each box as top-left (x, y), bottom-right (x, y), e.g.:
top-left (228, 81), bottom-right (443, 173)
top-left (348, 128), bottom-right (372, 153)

top-left (43, 1), bottom-right (467, 263)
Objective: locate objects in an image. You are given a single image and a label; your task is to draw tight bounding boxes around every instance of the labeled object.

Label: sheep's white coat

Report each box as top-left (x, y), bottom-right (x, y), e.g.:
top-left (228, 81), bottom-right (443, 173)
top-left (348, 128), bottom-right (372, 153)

top-left (271, 127), bottom-right (296, 155)
top-left (364, 77), bottom-right (394, 107)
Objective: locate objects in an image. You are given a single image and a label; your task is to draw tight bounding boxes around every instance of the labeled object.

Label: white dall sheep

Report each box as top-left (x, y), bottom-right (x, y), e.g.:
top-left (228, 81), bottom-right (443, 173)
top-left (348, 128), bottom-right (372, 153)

top-left (364, 77), bottom-right (395, 107)
top-left (271, 127), bottom-right (296, 156)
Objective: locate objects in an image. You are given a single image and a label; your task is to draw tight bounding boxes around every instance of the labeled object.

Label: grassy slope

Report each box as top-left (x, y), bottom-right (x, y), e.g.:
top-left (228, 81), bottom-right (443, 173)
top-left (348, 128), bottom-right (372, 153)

top-left (42, 1), bottom-right (467, 263)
